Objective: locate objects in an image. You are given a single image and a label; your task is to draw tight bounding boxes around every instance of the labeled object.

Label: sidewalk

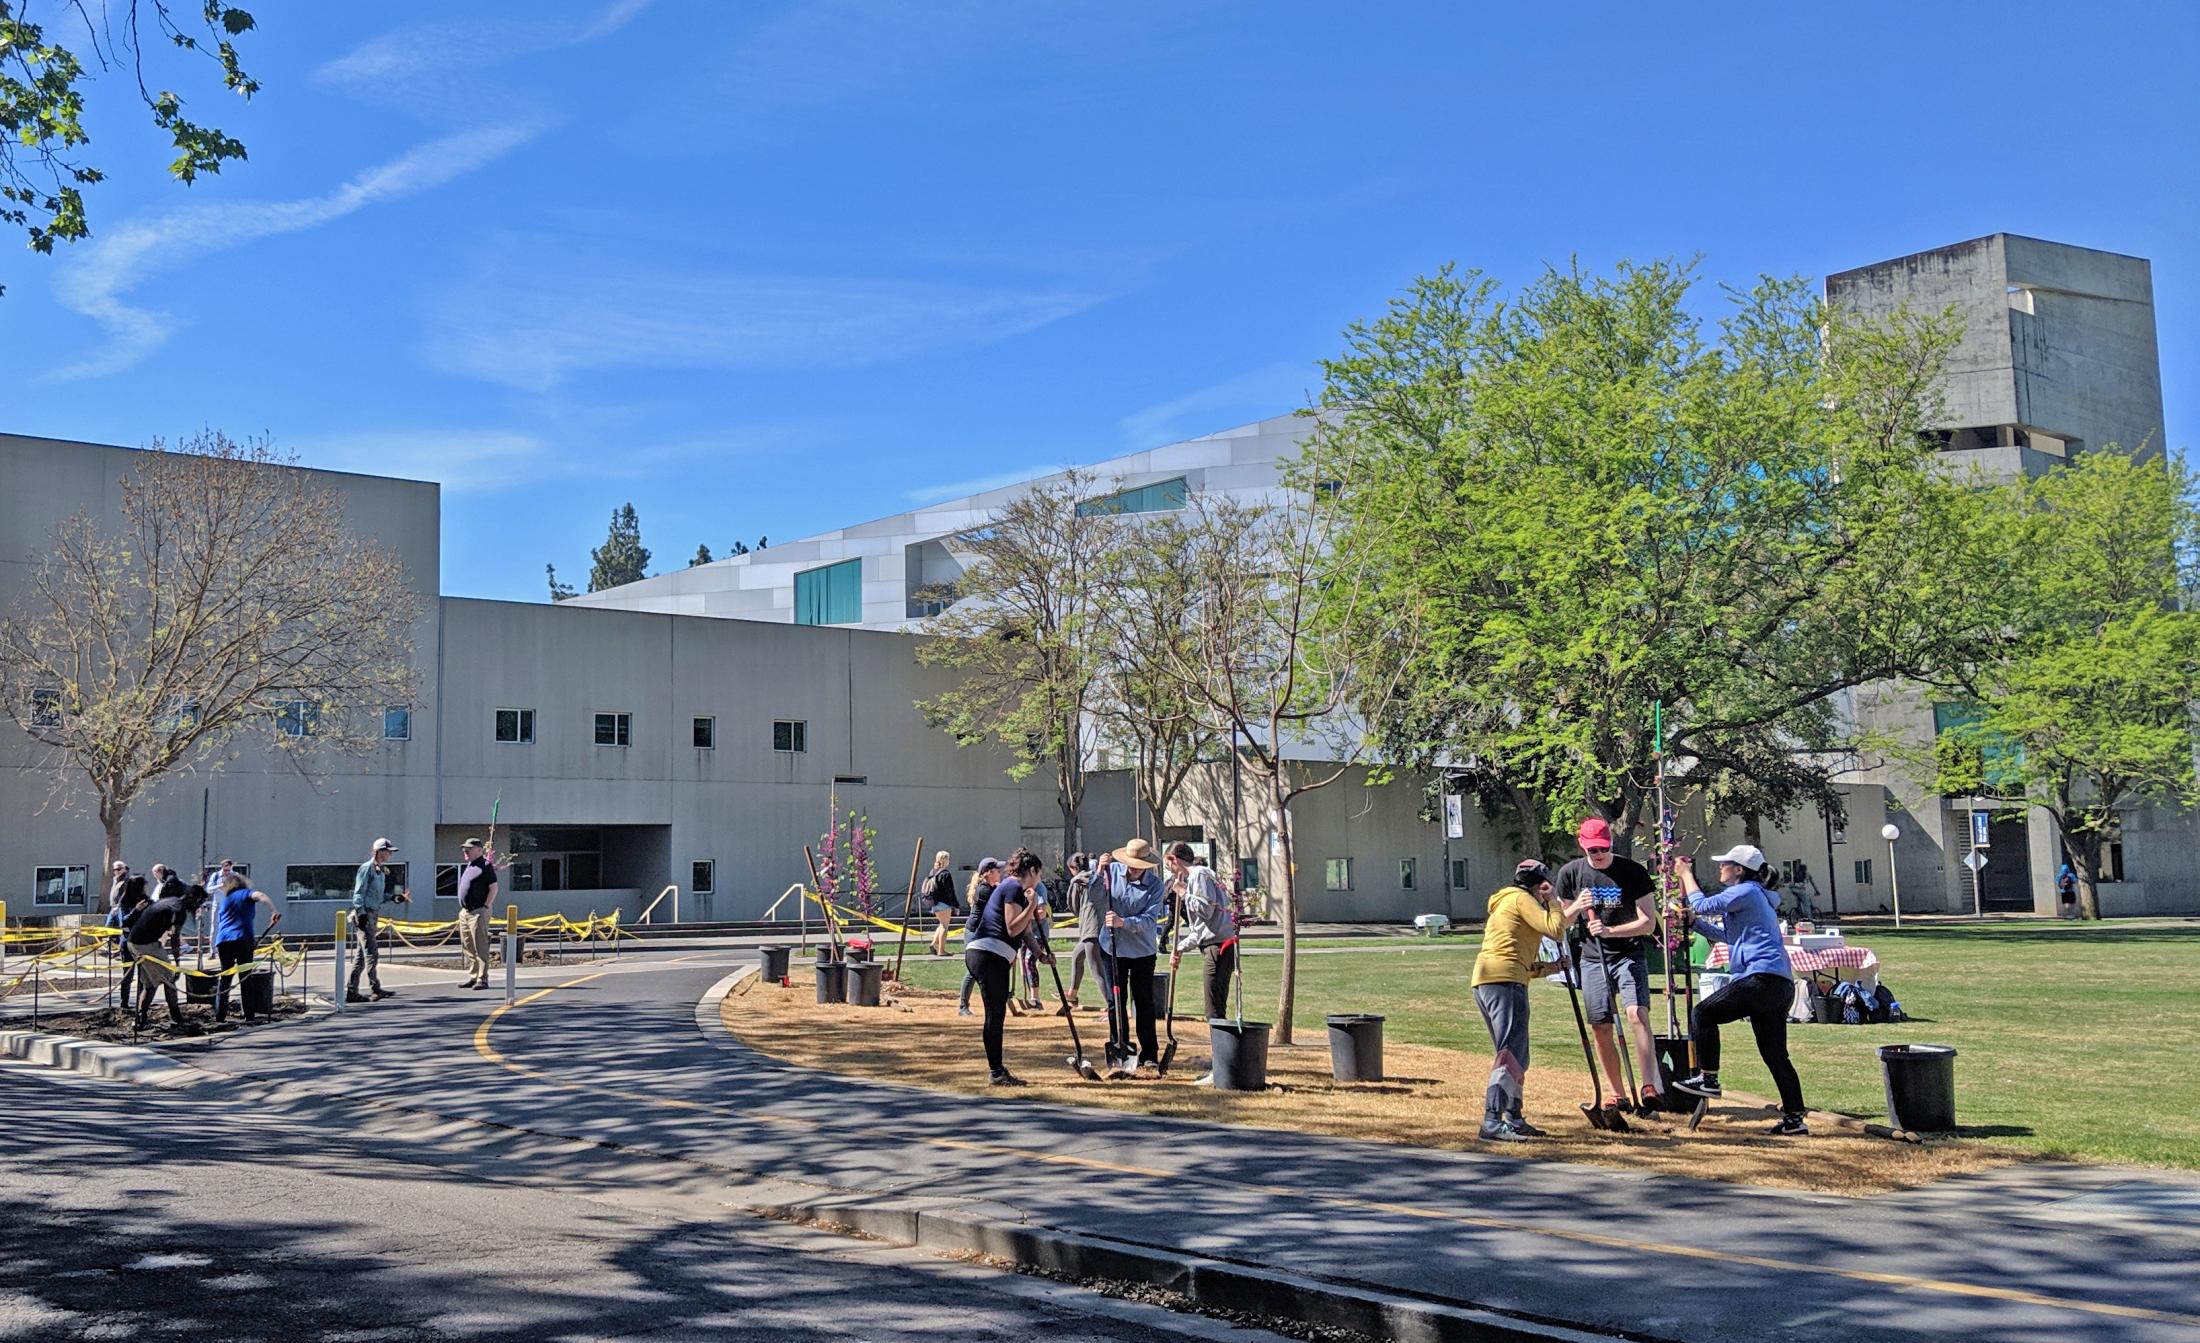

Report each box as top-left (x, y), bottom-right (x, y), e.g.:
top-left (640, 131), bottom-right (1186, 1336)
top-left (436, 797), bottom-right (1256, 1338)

top-left (20, 951), bottom-right (2200, 1343)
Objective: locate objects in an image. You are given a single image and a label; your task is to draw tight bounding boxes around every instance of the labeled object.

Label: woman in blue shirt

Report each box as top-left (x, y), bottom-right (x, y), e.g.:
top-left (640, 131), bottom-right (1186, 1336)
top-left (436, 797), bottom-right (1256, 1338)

top-left (967, 851), bottom-right (1042, 1086)
top-left (1671, 844), bottom-right (1810, 1135)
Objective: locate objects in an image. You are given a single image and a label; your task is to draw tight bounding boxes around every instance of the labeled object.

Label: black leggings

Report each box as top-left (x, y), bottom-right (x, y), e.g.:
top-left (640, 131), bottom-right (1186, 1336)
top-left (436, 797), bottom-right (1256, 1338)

top-left (1693, 972), bottom-right (1807, 1115)
top-left (964, 948), bottom-right (1013, 1075)
top-left (1105, 953), bottom-right (1159, 1061)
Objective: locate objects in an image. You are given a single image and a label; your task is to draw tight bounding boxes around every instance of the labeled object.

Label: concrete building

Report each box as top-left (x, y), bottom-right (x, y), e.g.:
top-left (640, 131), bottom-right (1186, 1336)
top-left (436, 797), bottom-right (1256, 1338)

top-left (4, 234), bottom-right (2187, 933)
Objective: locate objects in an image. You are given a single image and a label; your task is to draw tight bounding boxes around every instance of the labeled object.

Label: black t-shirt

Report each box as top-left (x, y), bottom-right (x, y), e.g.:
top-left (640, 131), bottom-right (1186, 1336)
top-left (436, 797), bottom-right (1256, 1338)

top-left (129, 895), bottom-right (189, 946)
top-left (457, 857), bottom-right (499, 911)
top-left (1555, 854), bottom-right (1656, 958)
top-left (925, 870), bottom-right (958, 910)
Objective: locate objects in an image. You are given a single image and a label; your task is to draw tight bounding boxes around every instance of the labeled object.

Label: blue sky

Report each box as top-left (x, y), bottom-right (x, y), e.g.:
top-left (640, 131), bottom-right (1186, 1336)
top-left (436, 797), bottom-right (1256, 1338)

top-left (3, 1), bottom-right (2195, 601)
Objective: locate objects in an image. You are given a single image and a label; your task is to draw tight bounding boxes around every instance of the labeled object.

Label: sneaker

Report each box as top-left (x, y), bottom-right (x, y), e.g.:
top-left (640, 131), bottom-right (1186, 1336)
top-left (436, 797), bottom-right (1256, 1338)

top-left (1192, 1072), bottom-right (1215, 1087)
top-left (1672, 1071), bottom-right (1722, 1098)
top-left (1614, 1094), bottom-right (1636, 1116)
top-left (470, 981), bottom-right (490, 991)
top-left (1479, 1120), bottom-right (1533, 1143)
top-left (1768, 1114), bottom-right (1810, 1137)
top-left (371, 988), bottom-right (395, 1000)
top-left (1135, 1061), bottom-right (1160, 1078)
top-left (957, 1005), bottom-right (974, 1018)
top-left (1508, 1120), bottom-right (1548, 1138)
top-left (1640, 1086), bottom-right (1665, 1113)
top-left (989, 1071), bottom-right (1027, 1087)
top-left (345, 991), bottom-right (371, 1004)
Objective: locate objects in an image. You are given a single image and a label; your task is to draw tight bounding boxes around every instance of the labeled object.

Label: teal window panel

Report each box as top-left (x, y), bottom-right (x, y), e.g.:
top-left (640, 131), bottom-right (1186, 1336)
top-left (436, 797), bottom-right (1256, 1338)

top-left (1075, 476), bottom-right (1189, 517)
top-left (795, 559), bottom-right (863, 625)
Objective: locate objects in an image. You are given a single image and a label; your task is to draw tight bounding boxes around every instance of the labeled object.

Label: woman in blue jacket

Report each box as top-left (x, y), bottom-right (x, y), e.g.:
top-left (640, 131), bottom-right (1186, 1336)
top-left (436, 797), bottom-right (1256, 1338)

top-left (1671, 844), bottom-right (1810, 1135)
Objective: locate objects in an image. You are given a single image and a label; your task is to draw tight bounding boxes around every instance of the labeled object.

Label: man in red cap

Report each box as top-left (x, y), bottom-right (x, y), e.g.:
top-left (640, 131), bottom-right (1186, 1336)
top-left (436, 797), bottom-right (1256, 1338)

top-left (1553, 816), bottom-right (1663, 1116)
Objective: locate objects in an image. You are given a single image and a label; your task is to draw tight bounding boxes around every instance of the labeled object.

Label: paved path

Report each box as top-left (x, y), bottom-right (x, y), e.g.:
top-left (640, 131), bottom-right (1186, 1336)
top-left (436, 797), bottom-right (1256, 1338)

top-left (62, 949), bottom-right (2200, 1342)
top-left (0, 1053), bottom-right (1294, 1343)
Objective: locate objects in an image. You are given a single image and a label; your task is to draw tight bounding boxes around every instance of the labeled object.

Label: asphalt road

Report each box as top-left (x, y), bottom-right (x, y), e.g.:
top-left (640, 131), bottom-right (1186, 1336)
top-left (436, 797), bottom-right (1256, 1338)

top-left (21, 947), bottom-right (2200, 1343)
top-left (0, 1055), bottom-right (1299, 1343)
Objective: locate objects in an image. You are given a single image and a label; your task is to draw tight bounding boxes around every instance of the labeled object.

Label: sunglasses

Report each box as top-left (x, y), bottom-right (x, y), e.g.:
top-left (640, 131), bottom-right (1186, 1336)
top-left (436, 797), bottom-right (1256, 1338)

top-left (1583, 845), bottom-right (1612, 854)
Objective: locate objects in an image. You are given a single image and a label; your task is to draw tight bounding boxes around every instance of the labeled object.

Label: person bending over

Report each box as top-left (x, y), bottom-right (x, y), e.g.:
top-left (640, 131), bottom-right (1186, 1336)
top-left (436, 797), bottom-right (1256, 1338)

top-left (1471, 860), bottom-right (1592, 1141)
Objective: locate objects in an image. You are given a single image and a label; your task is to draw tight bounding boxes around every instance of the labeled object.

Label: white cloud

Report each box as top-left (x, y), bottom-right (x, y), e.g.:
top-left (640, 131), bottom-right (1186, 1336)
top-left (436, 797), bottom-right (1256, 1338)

top-left (905, 464), bottom-right (1071, 505)
top-left (49, 123), bottom-right (541, 381)
top-left (422, 253), bottom-right (1104, 392)
top-left (315, 1), bottom-right (652, 109)
top-left (1118, 362), bottom-right (1313, 447)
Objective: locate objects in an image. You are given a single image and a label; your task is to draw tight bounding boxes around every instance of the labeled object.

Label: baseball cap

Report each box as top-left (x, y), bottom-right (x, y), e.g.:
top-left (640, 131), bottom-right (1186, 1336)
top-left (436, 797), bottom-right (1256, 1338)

top-left (462, 836), bottom-right (485, 849)
top-left (1577, 817), bottom-right (1613, 848)
top-left (373, 837), bottom-right (399, 853)
top-left (977, 856), bottom-right (1001, 872)
top-left (1710, 843), bottom-right (1767, 870)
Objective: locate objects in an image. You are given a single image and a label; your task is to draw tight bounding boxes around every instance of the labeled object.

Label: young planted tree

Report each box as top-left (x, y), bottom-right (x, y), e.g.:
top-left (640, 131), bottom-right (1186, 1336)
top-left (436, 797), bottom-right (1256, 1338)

top-left (1301, 260), bottom-right (1999, 857)
top-left (1936, 451), bottom-right (2200, 920)
top-left (1162, 489), bottom-right (1413, 1044)
top-left (1, 2), bottom-right (260, 295)
top-left (0, 432), bottom-right (423, 883)
top-left (1093, 512), bottom-right (1219, 840)
top-left (588, 503), bottom-right (650, 591)
top-left (916, 471), bottom-right (1113, 856)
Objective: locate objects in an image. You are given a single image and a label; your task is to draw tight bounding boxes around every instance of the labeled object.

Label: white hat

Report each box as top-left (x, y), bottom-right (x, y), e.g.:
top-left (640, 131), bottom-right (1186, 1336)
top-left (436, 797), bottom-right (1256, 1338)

top-left (372, 837), bottom-right (399, 853)
top-left (1710, 843), bottom-right (1766, 871)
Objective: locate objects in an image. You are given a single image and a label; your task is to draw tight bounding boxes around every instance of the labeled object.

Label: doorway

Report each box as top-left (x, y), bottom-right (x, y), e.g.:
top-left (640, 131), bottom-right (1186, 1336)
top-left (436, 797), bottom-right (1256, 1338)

top-left (1972, 813), bottom-right (2034, 912)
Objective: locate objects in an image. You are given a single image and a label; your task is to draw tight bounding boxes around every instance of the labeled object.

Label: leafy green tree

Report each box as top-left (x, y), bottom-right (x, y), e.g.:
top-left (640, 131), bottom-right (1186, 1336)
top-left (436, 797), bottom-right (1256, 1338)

top-left (690, 543), bottom-right (713, 567)
top-left (917, 471), bottom-right (1112, 855)
top-left (1936, 451), bottom-right (2200, 919)
top-left (1302, 260), bottom-right (2000, 858)
top-left (587, 503), bottom-right (650, 591)
top-left (727, 539), bottom-right (750, 557)
top-left (545, 564), bottom-right (576, 602)
top-left (0, 2), bottom-right (259, 295)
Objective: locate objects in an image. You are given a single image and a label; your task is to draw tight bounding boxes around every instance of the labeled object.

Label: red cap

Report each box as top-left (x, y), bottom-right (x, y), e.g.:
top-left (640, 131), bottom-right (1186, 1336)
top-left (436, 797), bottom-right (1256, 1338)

top-left (1577, 817), bottom-right (1613, 848)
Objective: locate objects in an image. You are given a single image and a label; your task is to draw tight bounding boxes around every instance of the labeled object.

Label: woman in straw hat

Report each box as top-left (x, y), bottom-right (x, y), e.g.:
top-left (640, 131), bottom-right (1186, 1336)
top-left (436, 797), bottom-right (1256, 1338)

top-left (1093, 837), bottom-right (1168, 1075)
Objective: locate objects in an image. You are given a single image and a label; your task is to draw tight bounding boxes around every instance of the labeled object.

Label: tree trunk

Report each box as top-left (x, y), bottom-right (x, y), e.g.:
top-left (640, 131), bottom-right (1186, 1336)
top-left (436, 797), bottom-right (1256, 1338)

top-left (1270, 781), bottom-right (1298, 1045)
top-left (100, 805), bottom-right (126, 911)
top-left (1743, 812), bottom-right (1764, 848)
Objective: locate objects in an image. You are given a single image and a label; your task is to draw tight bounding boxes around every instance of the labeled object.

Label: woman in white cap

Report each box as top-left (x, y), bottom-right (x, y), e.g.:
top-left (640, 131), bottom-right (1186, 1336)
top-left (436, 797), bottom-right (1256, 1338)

top-left (1671, 844), bottom-right (1810, 1135)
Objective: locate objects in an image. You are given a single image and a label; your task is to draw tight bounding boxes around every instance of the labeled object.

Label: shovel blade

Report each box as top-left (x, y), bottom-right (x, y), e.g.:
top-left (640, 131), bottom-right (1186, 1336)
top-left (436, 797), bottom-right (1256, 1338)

top-left (1581, 1101), bottom-right (1609, 1131)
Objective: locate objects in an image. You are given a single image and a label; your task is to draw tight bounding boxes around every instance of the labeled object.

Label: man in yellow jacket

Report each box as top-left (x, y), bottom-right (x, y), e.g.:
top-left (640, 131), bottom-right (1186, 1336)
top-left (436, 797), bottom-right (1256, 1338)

top-left (1472, 860), bottom-right (1591, 1142)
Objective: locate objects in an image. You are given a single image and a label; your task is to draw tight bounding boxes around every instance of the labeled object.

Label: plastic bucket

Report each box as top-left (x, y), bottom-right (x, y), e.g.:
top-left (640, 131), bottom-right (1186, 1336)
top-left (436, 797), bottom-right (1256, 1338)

top-left (184, 970), bottom-right (217, 1004)
top-left (847, 962), bottom-right (884, 1007)
top-left (240, 969), bottom-right (275, 1020)
top-left (1811, 991), bottom-right (1840, 1024)
top-left (814, 962), bottom-right (848, 1005)
top-left (1325, 1014), bottom-right (1385, 1082)
top-left (847, 944), bottom-right (874, 964)
top-left (1879, 1043), bottom-right (1957, 1132)
top-left (759, 945), bottom-right (791, 982)
top-left (1207, 1019), bottom-right (1271, 1091)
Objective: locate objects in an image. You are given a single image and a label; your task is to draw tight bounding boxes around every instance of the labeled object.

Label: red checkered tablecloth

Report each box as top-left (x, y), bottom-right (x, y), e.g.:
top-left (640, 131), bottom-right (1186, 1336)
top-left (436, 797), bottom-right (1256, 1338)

top-left (1707, 943), bottom-right (1878, 976)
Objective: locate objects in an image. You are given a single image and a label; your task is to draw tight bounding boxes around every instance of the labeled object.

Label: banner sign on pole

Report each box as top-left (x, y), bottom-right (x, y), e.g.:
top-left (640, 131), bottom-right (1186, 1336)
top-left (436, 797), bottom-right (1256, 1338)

top-left (1444, 795), bottom-right (1464, 840)
top-left (1971, 811), bottom-right (1991, 849)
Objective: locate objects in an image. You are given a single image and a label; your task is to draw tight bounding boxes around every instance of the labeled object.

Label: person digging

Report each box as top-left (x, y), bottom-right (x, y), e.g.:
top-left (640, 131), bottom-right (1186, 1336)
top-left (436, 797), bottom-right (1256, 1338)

top-left (1553, 817), bottom-right (1666, 1119)
top-left (1671, 846), bottom-right (1811, 1136)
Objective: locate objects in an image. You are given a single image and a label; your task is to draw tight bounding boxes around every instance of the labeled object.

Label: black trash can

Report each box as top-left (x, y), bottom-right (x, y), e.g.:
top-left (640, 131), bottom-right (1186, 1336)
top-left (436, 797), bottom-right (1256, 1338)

top-left (184, 970), bottom-right (216, 1005)
top-left (1879, 1043), bottom-right (1957, 1133)
top-left (1811, 991), bottom-right (1840, 1024)
top-left (847, 962), bottom-right (884, 1007)
top-left (240, 969), bottom-right (275, 1021)
top-left (759, 945), bottom-right (791, 982)
top-left (1325, 1013), bottom-right (1385, 1082)
top-left (814, 961), bottom-right (848, 1005)
top-left (846, 943), bottom-right (873, 965)
top-left (1208, 1019), bottom-right (1271, 1091)
top-left (814, 944), bottom-right (834, 965)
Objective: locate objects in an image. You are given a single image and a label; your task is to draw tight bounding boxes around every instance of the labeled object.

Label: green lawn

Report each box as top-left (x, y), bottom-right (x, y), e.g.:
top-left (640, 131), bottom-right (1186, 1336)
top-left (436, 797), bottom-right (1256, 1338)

top-left (896, 920), bottom-right (2200, 1169)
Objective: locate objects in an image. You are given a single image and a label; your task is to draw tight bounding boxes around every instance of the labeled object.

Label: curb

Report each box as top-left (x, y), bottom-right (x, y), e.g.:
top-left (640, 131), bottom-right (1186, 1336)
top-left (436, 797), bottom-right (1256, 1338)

top-left (702, 966), bottom-right (1634, 1343)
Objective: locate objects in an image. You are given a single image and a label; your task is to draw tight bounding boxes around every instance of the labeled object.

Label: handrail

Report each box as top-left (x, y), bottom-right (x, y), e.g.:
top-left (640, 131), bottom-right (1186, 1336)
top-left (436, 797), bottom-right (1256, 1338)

top-left (637, 884), bottom-right (681, 924)
top-left (760, 883), bottom-right (806, 921)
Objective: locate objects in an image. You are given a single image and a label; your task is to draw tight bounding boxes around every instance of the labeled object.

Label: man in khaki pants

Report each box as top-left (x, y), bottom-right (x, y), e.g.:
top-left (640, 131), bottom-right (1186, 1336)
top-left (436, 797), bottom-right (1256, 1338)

top-left (454, 837), bottom-right (500, 990)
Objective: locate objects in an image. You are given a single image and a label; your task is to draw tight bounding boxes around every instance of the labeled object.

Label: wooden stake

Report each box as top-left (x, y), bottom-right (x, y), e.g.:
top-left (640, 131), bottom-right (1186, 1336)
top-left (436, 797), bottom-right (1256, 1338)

top-left (892, 835), bottom-right (925, 983)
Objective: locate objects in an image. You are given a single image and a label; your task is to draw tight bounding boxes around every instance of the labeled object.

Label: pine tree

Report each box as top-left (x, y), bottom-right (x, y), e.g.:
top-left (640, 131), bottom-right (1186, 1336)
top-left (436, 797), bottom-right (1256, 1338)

top-left (546, 564), bottom-right (576, 602)
top-left (691, 544), bottom-right (713, 567)
top-left (588, 504), bottom-right (651, 592)
top-left (727, 540), bottom-right (750, 557)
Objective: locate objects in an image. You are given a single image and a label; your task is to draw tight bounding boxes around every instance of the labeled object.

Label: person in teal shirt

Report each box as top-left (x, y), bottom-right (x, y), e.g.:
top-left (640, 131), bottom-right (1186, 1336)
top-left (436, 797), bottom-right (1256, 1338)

top-left (348, 838), bottom-right (411, 1002)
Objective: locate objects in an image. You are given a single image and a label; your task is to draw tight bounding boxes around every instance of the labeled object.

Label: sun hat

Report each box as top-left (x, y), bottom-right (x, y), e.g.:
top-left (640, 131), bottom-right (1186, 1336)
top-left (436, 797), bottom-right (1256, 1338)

top-left (1577, 817), bottom-right (1613, 848)
top-left (1112, 838), bottom-right (1160, 870)
top-left (1710, 843), bottom-right (1768, 871)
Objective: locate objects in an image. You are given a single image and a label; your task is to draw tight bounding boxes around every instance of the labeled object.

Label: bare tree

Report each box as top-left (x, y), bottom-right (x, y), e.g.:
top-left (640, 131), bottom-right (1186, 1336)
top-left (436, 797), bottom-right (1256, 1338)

top-left (1162, 488), bottom-right (1414, 1044)
top-left (1093, 513), bottom-right (1219, 840)
top-left (0, 432), bottom-right (423, 884)
top-left (917, 471), bottom-right (1114, 856)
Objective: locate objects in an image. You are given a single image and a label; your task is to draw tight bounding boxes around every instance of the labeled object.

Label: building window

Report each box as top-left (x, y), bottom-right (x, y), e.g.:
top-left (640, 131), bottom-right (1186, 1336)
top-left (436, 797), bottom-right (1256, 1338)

top-left (1325, 858), bottom-right (1353, 891)
top-left (693, 716), bottom-right (716, 750)
top-left (1237, 859), bottom-right (1259, 893)
top-left (286, 863), bottom-right (407, 902)
top-left (794, 558), bottom-right (863, 626)
top-left (691, 860), bottom-right (715, 894)
top-left (275, 699), bottom-right (319, 737)
top-left (1853, 858), bottom-right (1873, 887)
top-left (160, 700), bottom-right (201, 732)
top-left (1076, 476), bottom-right (1189, 517)
top-left (1398, 858), bottom-right (1417, 891)
top-left (383, 706), bottom-right (412, 741)
top-left (435, 864), bottom-right (460, 899)
top-left (2099, 841), bottom-right (2126, 883)
top-left (594, 712), bottom-right (632, 747)
top-left (30, 687), bottom-right (63, 728)
top-left (1449, 858), bottom-right (1468, 890)
top-left (495, 708), bottom-right (536, 744)
top-left (773, 719), bottom-right (807, 753)
top-left (33, 864), bottom-right (88, 907)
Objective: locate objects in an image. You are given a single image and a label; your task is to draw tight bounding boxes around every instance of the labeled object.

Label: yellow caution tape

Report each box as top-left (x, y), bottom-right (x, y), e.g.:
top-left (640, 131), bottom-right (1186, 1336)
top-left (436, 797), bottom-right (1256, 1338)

top-left (802, 888), bottom-right (964, 942)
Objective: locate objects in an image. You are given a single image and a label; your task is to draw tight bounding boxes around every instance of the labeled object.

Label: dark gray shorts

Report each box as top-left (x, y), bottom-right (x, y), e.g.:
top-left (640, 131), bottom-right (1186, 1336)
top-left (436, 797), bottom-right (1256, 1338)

top-left (1581, 945), bottom-right (1651, 1025)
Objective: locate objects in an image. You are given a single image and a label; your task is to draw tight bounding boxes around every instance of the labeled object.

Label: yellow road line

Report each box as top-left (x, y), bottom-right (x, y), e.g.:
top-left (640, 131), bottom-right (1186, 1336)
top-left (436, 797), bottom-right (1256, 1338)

top-left (468, 966), bottom-right (2200, 1332)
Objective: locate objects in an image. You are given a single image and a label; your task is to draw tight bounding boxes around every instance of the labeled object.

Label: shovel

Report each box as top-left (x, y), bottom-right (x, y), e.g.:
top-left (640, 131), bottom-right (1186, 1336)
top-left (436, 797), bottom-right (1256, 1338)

top-left (1560, 935), bottom-right (1622, 1132)
top-left (1158, 889), bottom-right (1182, 1075)
top-left (1044, 952), bottom-right (1102, 1080)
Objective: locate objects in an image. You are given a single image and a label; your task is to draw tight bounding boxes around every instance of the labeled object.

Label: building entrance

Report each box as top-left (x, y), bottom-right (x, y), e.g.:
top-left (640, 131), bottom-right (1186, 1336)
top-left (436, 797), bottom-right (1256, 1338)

top-left (1964, 812), bottom-right (2035, 913)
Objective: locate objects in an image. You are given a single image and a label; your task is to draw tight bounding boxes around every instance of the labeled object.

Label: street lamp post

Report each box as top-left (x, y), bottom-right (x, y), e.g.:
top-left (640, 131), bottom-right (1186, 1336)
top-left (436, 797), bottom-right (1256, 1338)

top-left (1881, 823), bottom-right (1902, 927)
